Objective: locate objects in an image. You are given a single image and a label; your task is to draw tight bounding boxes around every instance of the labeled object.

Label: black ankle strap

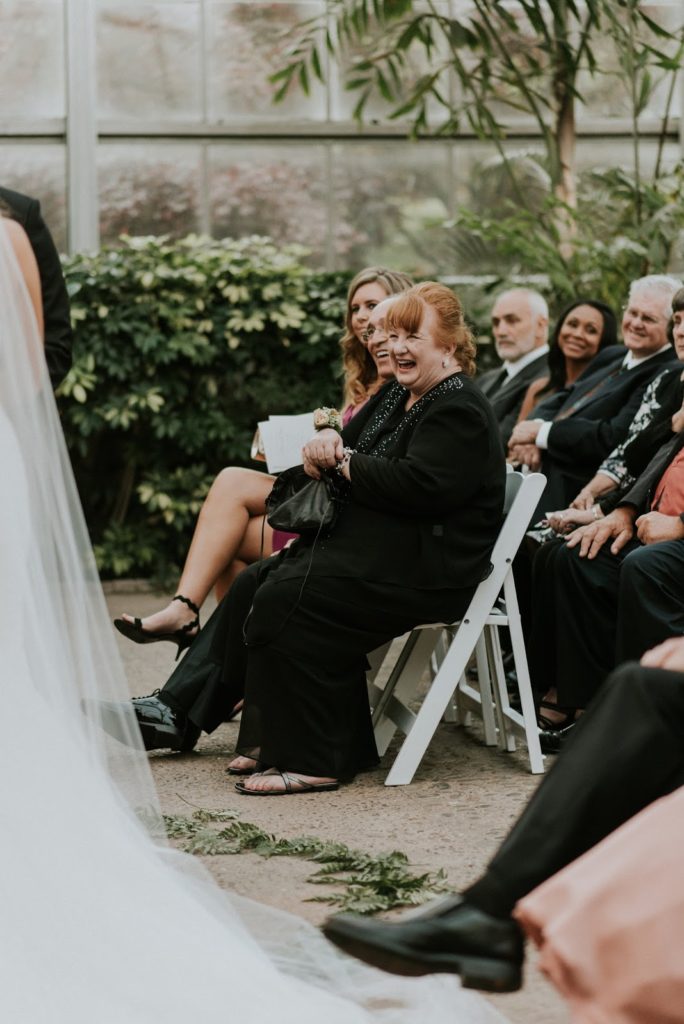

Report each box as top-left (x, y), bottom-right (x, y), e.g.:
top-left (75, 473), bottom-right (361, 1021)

top-left (172, 594), bottom-right (201, 631)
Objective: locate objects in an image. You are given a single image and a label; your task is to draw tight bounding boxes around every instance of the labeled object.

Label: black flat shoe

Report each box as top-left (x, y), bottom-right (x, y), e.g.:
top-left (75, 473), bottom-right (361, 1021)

top-left (536, 699), bottom-right (580, 754)
top-left (322, 895), bottom-right (524, 993)
top-left (539, 719), bottom-right (577, 754)
top-left (132, 691), bottom-right (201, 751)
top-left (114, 594), bottom-right (200, 660)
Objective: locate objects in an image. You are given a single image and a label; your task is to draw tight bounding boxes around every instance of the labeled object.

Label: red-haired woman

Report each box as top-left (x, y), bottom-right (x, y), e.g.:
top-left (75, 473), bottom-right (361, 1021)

top-left (168, 282), bottom-right (505, 792)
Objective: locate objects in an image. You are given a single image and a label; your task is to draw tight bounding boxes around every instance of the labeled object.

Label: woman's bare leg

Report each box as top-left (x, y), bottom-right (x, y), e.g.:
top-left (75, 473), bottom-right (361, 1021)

top-left (121, 467), bottom-right (275, 633)
top-left (214, 515), bottom-right (274, 602)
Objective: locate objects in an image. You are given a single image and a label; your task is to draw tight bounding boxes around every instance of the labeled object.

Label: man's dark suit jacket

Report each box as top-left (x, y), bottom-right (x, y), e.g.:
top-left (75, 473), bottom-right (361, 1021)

top-left (0, 186), bottom-right (73, 388)
top-left (531, 345), bottom-right (679, 511)
top-left (477, 350), bottom-right (549, 447)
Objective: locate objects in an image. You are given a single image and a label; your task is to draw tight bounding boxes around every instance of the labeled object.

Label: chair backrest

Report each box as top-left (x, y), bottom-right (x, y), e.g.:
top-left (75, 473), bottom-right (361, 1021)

top-left (503, 467), bottom-right (523, 514)
top-left (477, 471), bottom-right (546, 604)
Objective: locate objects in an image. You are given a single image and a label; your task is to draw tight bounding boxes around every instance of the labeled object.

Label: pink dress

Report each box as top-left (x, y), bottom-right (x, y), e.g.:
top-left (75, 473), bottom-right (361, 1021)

top-left (515, 786), bottom-right (684, 1023)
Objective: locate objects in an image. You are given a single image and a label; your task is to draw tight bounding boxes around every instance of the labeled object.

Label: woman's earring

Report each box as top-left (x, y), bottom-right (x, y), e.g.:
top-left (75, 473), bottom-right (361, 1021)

top-left (442, 356), bottom-right (450, 368)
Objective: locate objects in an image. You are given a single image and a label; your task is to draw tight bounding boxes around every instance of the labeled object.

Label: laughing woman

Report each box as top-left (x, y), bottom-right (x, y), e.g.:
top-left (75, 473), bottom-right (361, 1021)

top-left (199, 282), bottom-right (505, 793)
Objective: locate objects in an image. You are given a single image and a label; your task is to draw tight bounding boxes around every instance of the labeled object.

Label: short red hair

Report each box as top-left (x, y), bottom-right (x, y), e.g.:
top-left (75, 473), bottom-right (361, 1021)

top-left (385, 282), bottom-right (476, 377)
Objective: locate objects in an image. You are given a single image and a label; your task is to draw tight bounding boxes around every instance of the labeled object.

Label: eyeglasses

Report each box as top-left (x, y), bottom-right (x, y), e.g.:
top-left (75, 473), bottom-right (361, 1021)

top-left (363, 324), bottom-right (388, 342)
top-left (622, 305), bottom-right (666, 327)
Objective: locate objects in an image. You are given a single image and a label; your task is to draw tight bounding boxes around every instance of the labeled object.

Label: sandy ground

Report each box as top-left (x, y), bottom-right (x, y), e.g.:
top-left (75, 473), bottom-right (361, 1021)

top-left (108, 587), bottom-right (569, 1024)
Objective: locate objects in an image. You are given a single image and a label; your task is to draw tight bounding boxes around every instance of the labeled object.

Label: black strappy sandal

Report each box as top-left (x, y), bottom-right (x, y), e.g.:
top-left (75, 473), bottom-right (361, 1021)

top-left (536, 698), bottom-right (577, 731)
top-left (113, 594), bottom-right (200, 660)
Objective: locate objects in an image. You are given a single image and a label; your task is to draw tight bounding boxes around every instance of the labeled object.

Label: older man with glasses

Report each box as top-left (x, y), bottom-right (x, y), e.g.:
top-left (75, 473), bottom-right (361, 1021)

top-left (508, 275), bottom-right (680, 516)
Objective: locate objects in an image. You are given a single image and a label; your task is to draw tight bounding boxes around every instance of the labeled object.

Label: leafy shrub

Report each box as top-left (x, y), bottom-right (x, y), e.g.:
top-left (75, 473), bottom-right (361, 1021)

top-left (59, 235), bottom-right (348, 579)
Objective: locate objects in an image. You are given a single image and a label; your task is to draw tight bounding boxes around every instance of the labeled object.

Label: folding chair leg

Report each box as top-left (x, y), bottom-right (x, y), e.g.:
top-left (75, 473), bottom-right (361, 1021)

top-left (503, 573), bottom-right (545, 774)
top-left (384, 624), bottom-right (480, 785)
top-left (486, 625), bottom-right (517, 752)
top-left (373, 630), bottom-right (440, 757)
top-left (474, 633), bottom-right (498, 746)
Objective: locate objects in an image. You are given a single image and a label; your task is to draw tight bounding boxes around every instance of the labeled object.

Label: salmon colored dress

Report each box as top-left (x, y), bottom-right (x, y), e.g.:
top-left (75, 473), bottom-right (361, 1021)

top-left (515, 786), bottom-right (684, 1023)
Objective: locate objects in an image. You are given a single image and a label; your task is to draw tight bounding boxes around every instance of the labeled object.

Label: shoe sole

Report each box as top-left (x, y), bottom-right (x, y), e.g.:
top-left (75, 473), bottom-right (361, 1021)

top-left (234, 781), bottom-right (339, 796)
top-left (137, 720), bottom-right (199, 753)
top-left (322, 921), bottom-right (522, 993)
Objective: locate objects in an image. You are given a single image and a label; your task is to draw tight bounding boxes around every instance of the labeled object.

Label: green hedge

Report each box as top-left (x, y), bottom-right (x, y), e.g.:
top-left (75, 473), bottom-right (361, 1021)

top-left (59, 235), bottom-right (350, 579)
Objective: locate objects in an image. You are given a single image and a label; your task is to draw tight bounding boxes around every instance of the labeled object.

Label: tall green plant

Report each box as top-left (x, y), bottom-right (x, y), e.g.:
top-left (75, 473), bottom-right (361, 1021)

top-left (274, 1), bottom-right (682, 258)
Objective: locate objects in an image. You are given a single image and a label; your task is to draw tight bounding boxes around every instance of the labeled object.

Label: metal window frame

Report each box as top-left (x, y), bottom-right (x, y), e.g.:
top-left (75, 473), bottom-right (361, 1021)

top-left (11, 0), bottom-right (677, 257)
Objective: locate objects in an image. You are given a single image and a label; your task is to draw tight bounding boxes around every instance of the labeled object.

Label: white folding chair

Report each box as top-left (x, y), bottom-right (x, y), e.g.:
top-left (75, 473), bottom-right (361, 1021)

top-left (367, 470), bottom-right (546, 785)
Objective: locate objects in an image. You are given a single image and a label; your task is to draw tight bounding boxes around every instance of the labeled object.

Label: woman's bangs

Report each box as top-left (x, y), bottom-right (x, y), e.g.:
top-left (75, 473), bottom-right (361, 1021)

top-left (385, 293), bottom-right (424, 335)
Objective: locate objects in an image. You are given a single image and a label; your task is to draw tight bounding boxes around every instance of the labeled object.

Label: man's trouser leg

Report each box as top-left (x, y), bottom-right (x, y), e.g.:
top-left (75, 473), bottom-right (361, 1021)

top-left (466, 662), bottom-right (684, 916)
top-left (616, 539), bottom-right (684, 661)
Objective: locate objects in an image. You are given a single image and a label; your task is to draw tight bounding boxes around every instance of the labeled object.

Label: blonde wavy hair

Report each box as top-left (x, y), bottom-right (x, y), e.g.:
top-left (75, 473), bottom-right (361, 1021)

top-left (341, 266), bottom-right (414, 406)
top-left (385, 282), bottom-right (477, 377)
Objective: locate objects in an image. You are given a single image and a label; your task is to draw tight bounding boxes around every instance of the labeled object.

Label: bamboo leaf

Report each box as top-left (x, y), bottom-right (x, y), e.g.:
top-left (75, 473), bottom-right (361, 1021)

top-left (638, 11), bottom-right (677, 40)
top-left (298, 61), bottom-right (310, 95)
top-left (311, 46), bottom-right (323, 83)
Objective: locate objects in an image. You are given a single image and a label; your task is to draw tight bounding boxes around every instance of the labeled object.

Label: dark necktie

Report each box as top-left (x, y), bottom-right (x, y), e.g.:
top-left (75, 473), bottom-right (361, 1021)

top-left (483, 367), bottom-right (509, 397)
top-left (555, 363), bottom-right (625, 421)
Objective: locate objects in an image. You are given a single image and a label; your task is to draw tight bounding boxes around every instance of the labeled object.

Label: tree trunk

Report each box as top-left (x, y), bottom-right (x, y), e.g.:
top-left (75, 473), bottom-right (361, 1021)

top-left (553, 70), bottom-right (577, 258)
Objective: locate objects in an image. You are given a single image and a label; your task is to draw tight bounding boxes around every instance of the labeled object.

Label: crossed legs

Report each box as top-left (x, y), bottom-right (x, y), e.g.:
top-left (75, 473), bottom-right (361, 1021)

top-left (120, 467), bottom-right (276, 634)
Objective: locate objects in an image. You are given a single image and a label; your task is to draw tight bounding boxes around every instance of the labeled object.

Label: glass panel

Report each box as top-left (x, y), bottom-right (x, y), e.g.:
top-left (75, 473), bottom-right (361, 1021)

top-left (0, 1), bottom-right (65, 118)
top-left (207, 2), bottom-right (326, 121)
top-left (98, 144), bottom-right (202, 241)
top-left (575, 136), bottom-right (682, 178)
top-left (577, 4), bottom-right (682, 122)
top-left (208, 144), bottom-right (327, 263)
top-left (97, 4), bottom-right (202, 121)
top-left (331, 1), bottom-right (450, 124)
top-left (0, 144), bottom-right (67, 251)
top-left (330, 142), bottom-right (451, 275)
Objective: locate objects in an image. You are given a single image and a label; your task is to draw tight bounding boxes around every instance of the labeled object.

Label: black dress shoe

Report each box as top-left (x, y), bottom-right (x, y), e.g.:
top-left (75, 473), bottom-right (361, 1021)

top-left (132, 692), bottom-right (201, 752)
top-left (322, 895), bottom-right (524, 993)
top-left (539, 719), bottom-right (577, 754)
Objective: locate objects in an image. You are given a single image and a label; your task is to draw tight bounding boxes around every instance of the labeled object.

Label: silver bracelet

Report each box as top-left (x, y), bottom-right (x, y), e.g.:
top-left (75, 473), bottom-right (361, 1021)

top-left (336, 447), bottom-right (355, 475)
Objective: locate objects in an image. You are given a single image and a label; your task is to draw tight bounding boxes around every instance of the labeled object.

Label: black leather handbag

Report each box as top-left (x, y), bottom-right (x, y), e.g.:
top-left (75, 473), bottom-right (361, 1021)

top-left (265, 465), bottom-right (343, 535)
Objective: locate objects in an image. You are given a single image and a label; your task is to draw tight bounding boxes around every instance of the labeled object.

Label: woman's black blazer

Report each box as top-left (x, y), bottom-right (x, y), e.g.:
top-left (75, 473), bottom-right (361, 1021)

top-left (279, 377), bottom-right (506, 591)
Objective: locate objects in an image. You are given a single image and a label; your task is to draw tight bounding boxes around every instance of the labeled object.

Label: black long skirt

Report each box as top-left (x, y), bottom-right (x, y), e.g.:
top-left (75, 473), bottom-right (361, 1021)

top-left (163, 554), bottom-right (474, 779)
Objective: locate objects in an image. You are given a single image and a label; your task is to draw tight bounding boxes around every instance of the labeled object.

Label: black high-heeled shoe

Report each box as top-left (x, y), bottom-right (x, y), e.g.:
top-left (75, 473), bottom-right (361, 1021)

top-left (113, 594), bottom-right (200, 660)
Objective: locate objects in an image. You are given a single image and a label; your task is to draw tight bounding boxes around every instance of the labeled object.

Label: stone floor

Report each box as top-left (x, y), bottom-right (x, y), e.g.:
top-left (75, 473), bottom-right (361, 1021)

top-left (108, 587), bottom-right (569, 1024)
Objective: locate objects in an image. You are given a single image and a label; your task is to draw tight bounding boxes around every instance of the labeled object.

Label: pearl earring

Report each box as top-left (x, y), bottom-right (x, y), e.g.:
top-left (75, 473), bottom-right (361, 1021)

top-left (442, 356), bottom-right (450, 368)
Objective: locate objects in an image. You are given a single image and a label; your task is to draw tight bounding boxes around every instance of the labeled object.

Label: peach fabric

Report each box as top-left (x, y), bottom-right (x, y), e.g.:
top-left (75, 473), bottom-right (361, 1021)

top-left (514, 787), bottom-right (684, 1024)
top-left (652, 448), bottom-right (684, 516)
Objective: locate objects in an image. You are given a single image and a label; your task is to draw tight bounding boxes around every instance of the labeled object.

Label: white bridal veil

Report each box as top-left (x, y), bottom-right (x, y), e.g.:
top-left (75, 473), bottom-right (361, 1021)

top-left (0, 219), bottom-right (506, 1024)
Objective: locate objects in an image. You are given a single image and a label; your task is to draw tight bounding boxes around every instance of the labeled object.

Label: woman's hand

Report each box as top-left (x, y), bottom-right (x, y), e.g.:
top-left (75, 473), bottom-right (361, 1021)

top-left (508, 443), bottom-right (542, 470)
top-left (545, 506), bottom-right (602, 535)
top-left (570, 487), bottom-right (596, 510)
top-left (302, 429), bottom-right (344, 479)
top-left (570, 474), bottom-right (616, 510)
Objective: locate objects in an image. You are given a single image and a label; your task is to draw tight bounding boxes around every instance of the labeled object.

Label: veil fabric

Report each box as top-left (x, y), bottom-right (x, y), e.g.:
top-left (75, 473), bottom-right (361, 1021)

top-left (0, 219), bottom-right (506, 1024)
